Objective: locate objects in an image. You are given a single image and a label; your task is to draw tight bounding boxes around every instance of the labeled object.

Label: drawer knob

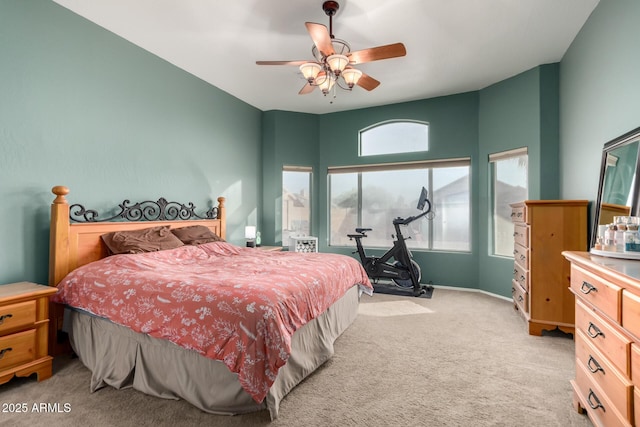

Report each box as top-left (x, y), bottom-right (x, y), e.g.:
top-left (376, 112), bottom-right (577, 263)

top-left (580, 281), bottom-right (598, 295)
top-left (0, 314), bottom-right (13, 325)
top-left (0, 347), bottom-right (13, 360)
top-left (587, 388), bottom-right (605, 412)
top-left (587, 355), bottom-right (604, 374)
top-left (587, 322), bottom-right (605, 339)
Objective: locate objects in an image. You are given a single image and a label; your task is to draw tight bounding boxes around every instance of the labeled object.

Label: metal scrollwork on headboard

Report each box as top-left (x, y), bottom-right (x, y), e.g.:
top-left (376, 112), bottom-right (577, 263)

top-left (69, 198), bottom-right (218, 223)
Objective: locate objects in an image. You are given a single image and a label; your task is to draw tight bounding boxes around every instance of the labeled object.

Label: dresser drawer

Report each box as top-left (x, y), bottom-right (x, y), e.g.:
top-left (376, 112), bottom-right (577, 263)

top-left (575, 299), bottom-right (631, 376)
top-left (631, 344), bottom-right (640, 387)
top-left (574, 362), bottom-right (632, 427)
top-left (622, 290), bottom-right (640, 341)
top-left (513, 223), bottom-right (528, 247)
top-left (513, 243), bottom-right (529, 270)
top-left (635, 386), bottom-right (640, 427)
top-left (512, 279), bottom-right (528, 314)
top-left (0, 329), bottom-right (36, 372)
top-left (513, 262), bottom-right (528, 292)
top-left (0, 300), bottom-right (36, 335)
top-left (575, 330), bottom-right (633, 419)
top-left (571, 264), bottom-right (622, 323)
top-left (510, 204), bottom-right (527, 223)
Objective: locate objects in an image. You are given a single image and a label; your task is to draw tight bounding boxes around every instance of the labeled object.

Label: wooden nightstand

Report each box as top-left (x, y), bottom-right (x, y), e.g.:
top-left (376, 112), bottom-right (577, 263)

top-left (256, 246), bottom-right (283, 252)
top-left (0, 282), bottom-right (57, 385)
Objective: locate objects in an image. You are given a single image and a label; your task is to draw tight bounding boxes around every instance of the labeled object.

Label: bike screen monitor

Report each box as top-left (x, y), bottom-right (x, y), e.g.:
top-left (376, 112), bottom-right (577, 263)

top-left (416, 186), bottom-right (429, 211)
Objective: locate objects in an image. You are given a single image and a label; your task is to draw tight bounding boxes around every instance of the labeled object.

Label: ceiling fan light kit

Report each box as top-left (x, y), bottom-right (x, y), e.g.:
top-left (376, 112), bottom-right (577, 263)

top-left (257, 1), bottom-right (406, 100)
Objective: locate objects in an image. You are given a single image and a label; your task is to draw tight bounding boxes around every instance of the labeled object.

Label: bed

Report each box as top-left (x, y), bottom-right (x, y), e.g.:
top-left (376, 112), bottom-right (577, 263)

top-left (47, 185), bottom-right (373, 419)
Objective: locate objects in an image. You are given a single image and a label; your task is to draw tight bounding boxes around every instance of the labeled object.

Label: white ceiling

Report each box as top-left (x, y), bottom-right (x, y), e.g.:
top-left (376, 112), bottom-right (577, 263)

top-left (52, 0), bottom-right (599, 115)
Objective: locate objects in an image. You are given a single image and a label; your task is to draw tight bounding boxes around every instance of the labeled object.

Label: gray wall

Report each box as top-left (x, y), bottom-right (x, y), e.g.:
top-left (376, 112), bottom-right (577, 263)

top-left (0, 0), bottom-right (262, 285)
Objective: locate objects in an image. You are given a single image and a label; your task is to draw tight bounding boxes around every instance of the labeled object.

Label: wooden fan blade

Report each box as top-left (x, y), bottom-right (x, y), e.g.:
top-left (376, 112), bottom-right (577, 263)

top-left (305, 22), bottom-right (335, 57)
top-left (299, 82), bottom-right (316, 95)
top-left (256, 60), bottom-right (308, 66)
top-left (348, 43), bottom-right (407, 65)
top-left (357, 73), bottom-right (381, 91)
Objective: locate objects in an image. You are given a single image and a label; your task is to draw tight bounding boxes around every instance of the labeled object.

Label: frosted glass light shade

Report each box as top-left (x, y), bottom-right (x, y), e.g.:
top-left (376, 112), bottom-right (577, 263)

top-left (342, 68), bottom-right (363, 88)
top-left (299, 63), bottom-right (322, 82)
top-left (315, 72), bottom-right (335, 94)
top-left (327, 54), bottom-right (349, 74)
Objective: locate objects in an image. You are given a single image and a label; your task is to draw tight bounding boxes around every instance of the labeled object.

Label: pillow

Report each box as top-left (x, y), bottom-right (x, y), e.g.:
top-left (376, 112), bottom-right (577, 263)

top-left (170, 225), bottom-right (224, 245)
top-left (101, 225), bottom-right (184, 255)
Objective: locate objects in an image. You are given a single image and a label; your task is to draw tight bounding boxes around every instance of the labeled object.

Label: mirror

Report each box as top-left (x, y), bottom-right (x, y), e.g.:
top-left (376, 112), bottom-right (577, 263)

top-left (591, 126), bottom-right (640, 248)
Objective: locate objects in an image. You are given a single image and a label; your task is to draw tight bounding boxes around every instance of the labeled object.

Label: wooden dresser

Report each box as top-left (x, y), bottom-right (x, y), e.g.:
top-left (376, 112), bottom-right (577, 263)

top-left (562, 251), bottom-right (640, 427)
top-left (0, 282), bottom-right (57, 385)
top-left (510, 200), bottom-right (589, 335)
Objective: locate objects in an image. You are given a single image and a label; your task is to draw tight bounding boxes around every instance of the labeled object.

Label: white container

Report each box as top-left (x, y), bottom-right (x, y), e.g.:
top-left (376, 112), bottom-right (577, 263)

top-left (289, 236), bottom-right (318, 253)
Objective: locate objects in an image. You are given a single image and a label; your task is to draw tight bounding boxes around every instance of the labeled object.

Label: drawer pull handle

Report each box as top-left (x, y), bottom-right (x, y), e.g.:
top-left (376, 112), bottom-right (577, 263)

top-left (587, 355), bottom-right (604, 374)
top-left (587, 322), bottom-right (605, 339)
top-left (580, 281), bottom-right (598, 294)
top-left (0, 347), bottom-right (13, 360)
top-left (587, 389), bottom-right (605, 412)
top-left (518, 295), bottom-right (524, 302)
top-left (0, 314), bottom-right (13, 325)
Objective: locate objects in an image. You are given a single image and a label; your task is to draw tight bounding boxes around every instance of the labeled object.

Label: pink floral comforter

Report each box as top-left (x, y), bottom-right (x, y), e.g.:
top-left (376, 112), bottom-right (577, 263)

top-left (52, 242), bottom-right (372, 403)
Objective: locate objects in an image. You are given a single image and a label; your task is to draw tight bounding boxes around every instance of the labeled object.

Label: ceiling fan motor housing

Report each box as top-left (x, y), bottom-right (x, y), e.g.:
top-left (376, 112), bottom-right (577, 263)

top-left (323, 1), bottom-right (339, 16)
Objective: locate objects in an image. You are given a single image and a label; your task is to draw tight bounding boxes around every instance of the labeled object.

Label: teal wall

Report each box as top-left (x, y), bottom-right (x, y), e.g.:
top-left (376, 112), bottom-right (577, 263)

top-left (4, 0), bottom-right (636, 300)
top-left (0, 0), bottom-right (262, 285)
top-left (317, 94), bottom-right (480, 289)
top-left (261, 111), bottom-right (319, 246)
top-left (477, 64), bottom-right (560, 296)
top-left (560, 0), bottom-right (640, 208)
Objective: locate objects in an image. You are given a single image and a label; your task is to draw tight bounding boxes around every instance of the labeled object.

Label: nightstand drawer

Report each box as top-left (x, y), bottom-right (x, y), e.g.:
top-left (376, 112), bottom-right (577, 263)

top-left (0, 300), bottom-right (36, 335)
top-left (0, 329), bottom-right (36, 371)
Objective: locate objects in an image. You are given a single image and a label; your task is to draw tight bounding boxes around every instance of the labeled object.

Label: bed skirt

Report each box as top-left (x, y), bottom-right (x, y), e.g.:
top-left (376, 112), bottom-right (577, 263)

top-left (64, 285), bottom-right (361, 420)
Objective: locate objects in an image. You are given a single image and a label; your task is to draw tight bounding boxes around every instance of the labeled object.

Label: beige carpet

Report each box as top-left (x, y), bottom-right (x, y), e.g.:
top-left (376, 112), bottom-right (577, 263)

top-left (0, 288), bottom-right (592, 426)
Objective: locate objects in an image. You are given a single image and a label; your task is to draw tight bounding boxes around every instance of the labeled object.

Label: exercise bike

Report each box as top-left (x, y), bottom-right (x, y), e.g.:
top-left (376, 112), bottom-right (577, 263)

top-left (348, 187), bottom-right (434, 297)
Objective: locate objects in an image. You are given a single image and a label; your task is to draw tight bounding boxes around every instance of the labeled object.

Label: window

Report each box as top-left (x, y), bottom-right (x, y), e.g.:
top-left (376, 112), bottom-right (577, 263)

top-left (328, 158), bottom-right (470, 252)
top-left (282, 166), bottom-right (312, 245)
top-left (360, 120), bottom-right (429, 156)
top-left (489, 148), bottom-right (528, 257)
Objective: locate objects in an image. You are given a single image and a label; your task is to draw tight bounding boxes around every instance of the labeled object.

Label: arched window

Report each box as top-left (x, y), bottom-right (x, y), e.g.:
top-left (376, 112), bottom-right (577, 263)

top-left (359, 120), bottom-right (429, 156)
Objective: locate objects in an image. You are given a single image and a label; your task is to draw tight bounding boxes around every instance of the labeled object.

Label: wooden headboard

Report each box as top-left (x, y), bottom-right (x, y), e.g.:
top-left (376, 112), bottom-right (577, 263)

top-left (47, 185), bottom-right (226, 353)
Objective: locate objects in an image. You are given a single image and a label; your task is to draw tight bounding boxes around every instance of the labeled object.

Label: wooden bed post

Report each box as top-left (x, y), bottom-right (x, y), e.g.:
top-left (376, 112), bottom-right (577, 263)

top-left (217, 196), bottom-right (226, 240)
top-left (48, 185), bottom-right (71, 355)
top-left (49, 185), bottom-right (71, 287)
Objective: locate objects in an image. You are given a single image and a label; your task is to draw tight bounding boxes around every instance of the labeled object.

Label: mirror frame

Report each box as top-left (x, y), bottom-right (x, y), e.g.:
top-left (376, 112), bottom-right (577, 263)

top-left (591, 126), bottom-right (640, 248)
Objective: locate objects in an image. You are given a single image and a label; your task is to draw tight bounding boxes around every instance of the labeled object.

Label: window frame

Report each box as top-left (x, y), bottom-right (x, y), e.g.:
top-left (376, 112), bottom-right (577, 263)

top-left (488, 147), bottom-right (529, 258)
top-left (327, 157), bottom-right (471, 252)
top-left (282, 165), bottom-right (313, 246)
top-left (359, 120), bottom-right (430, 157)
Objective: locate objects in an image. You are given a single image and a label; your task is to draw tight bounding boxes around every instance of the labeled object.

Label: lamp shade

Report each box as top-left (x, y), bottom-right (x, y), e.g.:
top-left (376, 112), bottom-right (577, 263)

top-left (244, 226), bottom-right (256, 239)
top-left (342, 68), bottom-right (363, 88)
top-left (315, 72), bottom-right (335, 94)
top-left (327, 54), bottom-right (349, 74)
top-left (299, 62), bottom-right (322, 82)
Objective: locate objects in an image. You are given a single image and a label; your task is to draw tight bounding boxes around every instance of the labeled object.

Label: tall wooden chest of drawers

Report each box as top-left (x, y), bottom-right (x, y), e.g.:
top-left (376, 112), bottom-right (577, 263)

top-left (0, 282), bottom-right (57, 385)
top-left (510, 200), bottom-right (588, 335)
top-left (563, 251), bottom-right (640, 427)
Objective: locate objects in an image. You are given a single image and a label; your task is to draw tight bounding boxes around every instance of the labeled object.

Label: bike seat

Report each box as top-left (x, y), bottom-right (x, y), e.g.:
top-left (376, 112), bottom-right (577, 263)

top-left (355, 228), bottom-right (372, 233)
top-left (347, 233), bottom-right (367, 239)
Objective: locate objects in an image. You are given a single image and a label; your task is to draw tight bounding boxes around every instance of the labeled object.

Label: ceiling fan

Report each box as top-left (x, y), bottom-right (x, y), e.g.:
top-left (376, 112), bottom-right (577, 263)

top-left (256, 1), bottom-right (407, 97)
